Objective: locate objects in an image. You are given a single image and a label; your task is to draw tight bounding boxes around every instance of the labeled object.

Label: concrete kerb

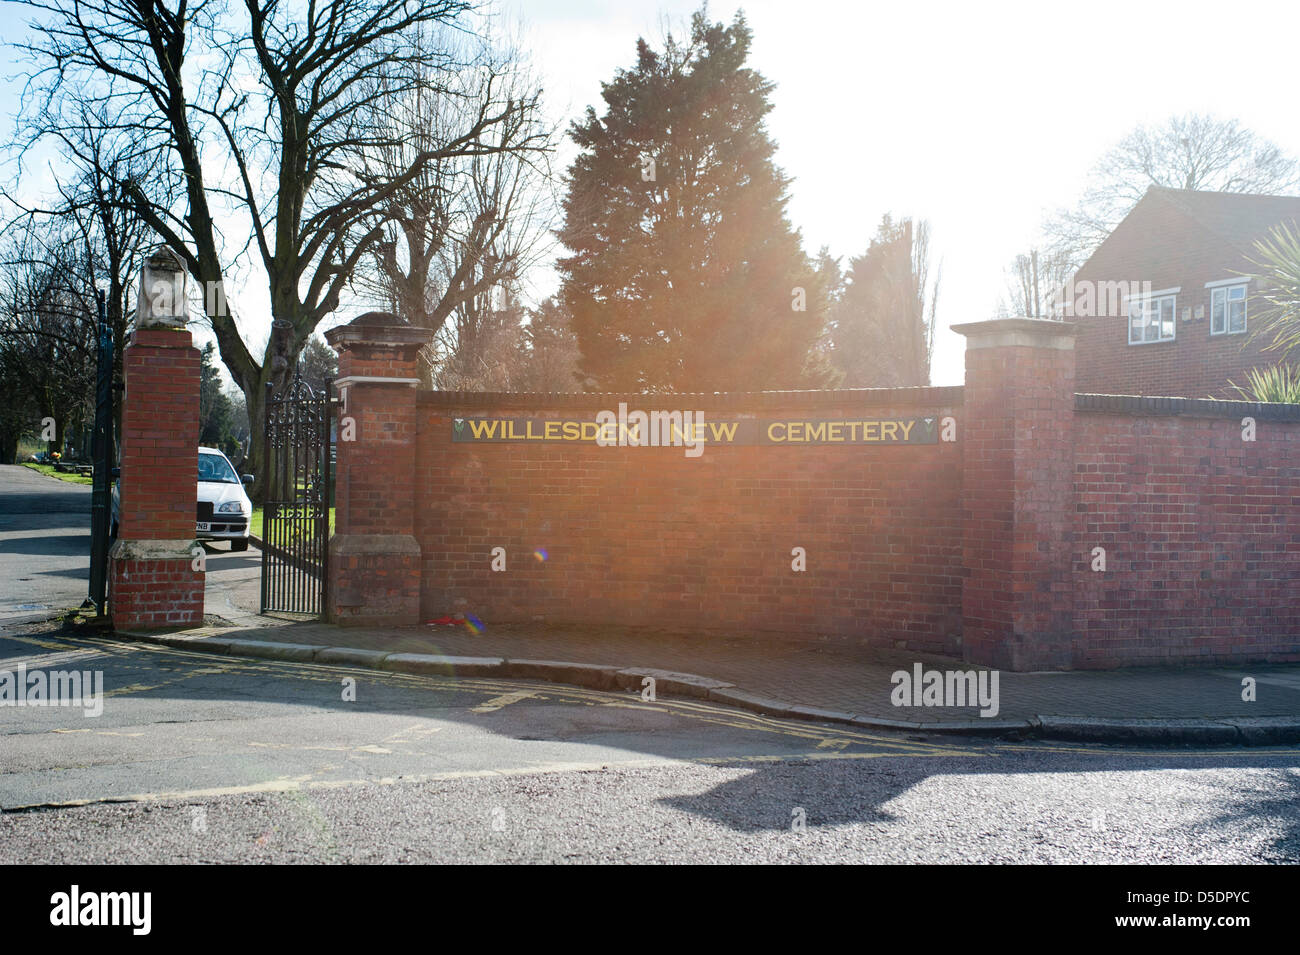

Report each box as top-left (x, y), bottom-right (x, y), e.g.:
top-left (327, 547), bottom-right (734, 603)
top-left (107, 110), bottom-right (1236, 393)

top-left (505, 659), bottom-right (622, 690)
top-left (226, 639), bottom-right (321, 662)
top-left (382, 653), bottom-right (505, 677)
top-left (115, 629), bottom-right (1300, 745)
top-left (314, 646), bottom-right (392, 668)
top-left (1033, 716), bottom-right (1289, 746)
top-left (617, 666), bottom-right (735, 700)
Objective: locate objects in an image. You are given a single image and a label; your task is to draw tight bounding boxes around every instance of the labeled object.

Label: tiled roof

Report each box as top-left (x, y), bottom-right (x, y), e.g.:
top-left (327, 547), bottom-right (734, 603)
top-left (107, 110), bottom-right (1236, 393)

top-left (1147, 186), bottom-right (1300, 254)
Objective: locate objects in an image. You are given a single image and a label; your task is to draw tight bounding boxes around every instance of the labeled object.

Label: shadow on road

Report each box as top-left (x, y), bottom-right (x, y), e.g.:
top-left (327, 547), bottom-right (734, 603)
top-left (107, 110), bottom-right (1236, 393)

top-left (2, 619), bottom-right (1298, 852)
top-left (0, 533), bottom-right (91, 558)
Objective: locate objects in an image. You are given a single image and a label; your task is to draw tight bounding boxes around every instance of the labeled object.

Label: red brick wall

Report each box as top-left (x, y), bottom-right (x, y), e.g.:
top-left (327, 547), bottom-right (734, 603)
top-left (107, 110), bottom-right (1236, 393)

top-left (334, 318), bottom-right (1300, 669)
top-left (109, 327), bottom-right (204, 630)
top-left (1072, 194), bottom-right (1282, 399)
top-left (333, 380), bottom-right (418, 539)
top-left (326, 322), bottom-right (428, 626)
top-left (117, 329), bottom-right (201, 540)
top-left (110, 559), bottom-right (204, 628)
top-left (960, 329), bottom-right (1076, 670)
top-left (1072, 401), bottom-right (1300, 666)
top-left (961, 346), bottom-right (1017, 661)
top-left (415, 391), bottom-right (965, 651)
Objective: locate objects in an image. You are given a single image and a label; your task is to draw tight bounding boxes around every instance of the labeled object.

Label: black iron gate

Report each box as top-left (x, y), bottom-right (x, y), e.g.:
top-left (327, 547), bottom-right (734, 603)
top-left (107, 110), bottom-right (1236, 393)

top-left (260, 374), bottom-right (332, 614)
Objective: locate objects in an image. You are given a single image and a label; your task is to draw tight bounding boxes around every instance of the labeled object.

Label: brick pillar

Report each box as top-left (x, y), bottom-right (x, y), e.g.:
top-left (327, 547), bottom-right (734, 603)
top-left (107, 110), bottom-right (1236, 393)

top-left (108, 326), bottom-right (204, 629)
top-left (952, 318), bottom-right (1077, 671)
top-left (324, 312), bottom-right (434, 626)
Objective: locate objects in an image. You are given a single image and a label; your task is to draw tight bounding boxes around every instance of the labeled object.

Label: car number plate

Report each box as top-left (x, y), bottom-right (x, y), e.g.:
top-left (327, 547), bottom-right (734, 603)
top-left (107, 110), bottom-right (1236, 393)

top-left (196, 522), bottom-right (210, 531)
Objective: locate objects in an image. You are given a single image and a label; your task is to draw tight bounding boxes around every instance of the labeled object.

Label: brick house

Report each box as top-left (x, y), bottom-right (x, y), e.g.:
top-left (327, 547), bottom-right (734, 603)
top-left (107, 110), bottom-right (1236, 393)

top-left (1065, 186), bottom-right (1300, 398)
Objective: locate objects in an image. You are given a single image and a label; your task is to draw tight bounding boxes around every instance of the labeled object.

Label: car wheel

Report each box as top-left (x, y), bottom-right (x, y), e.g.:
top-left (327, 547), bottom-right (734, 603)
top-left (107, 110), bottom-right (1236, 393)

top-left (231, 539), bottom-right (248, 552)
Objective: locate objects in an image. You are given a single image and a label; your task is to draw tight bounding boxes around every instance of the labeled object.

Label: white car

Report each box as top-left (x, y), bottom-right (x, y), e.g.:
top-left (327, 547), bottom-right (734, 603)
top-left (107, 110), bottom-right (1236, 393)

top-left (111, 447), bottom-right (254, 551)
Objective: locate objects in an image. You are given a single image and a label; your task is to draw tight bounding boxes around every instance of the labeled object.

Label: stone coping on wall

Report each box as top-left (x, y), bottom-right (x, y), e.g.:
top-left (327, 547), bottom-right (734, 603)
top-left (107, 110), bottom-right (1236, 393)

top-left (418, 384), bottom-right (964, 411)
top-left (1075, 393), bottom-right (1300, 421)
top-left (413, 385), bottom-right (1293, 419)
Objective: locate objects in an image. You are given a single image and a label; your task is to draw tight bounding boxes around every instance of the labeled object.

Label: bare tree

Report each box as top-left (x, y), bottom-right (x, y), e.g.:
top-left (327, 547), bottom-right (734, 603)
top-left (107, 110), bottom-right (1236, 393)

top-left (431, 292), bottom-right (527, 391)
top-left (354, 26), bottom-right (556, 387)
top-left (6, 119), bottom-right (155, 444)
top-left (0, 221), bottom-right (98, 456)
top-left (1046, 114), bottom-right (1300, 268)
top-left (997, 247), bottom-right (1075, 319)
top-left (13, 0), bottom-right (534, 490)
top-left (0, 345), bottom-right (38, 463)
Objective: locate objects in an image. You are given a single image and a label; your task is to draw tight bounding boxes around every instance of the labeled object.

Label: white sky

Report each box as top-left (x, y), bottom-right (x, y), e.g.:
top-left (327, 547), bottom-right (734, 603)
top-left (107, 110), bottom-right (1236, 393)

top-left (4, 0), bottom-right (1300, 386)
top-left (506, 0), bottom-right (1300, 385)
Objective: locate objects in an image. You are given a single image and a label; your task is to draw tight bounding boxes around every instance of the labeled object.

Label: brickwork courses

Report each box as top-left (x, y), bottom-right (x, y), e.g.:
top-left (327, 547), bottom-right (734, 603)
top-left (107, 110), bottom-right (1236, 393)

top-left (108, 327), bottom-right (204, 629)
top-left (321, 314), bottom-right (1300, 671)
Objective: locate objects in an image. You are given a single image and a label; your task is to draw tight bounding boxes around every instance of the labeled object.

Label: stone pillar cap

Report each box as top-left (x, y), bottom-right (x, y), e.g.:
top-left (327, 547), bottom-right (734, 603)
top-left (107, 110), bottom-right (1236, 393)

top-left (952, 317), bottom-right (1076, 350)
top-left (951, 317), bottom-right (1077, 337)
top-left (325, 311), bottom-right (435, 349)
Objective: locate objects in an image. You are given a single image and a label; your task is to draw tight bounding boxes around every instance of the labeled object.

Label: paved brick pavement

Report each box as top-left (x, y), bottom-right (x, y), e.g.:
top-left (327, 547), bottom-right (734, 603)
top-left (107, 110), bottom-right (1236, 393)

top-left (183, 550), bottom-right (1300, 729)
top-left (173, 615), bottom-right (1300, 725)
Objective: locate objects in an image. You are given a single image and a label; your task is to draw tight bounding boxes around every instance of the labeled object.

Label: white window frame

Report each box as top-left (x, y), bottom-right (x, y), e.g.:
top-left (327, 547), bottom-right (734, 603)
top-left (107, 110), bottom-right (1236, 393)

top-left (1207, 279), bottom-right (1248, 336)
top-left (1127, 292), bottom-right (1177, 345)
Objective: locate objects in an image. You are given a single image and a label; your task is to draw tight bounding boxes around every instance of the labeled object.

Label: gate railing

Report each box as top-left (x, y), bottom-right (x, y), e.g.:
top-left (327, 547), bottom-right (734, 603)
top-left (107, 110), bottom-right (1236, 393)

top-left (260, 374), bottom-right (332, 615)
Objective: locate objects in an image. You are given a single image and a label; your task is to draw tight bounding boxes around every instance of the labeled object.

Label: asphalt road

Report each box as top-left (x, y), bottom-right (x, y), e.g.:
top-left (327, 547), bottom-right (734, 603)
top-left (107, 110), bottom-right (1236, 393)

top-left (3, 463), bottom-right (1299, 864)
top-left (2, 628), bottom-right (1298, 863)
top-left (0, 466), bottom-right (95, 621)
top-left (0, 463), bottom-right (263, 626)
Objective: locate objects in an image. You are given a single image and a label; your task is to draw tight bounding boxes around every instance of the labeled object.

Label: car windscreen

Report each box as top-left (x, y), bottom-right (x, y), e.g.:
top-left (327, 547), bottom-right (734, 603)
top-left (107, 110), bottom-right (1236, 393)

top-left (198, 453), bottom-right (240, 484)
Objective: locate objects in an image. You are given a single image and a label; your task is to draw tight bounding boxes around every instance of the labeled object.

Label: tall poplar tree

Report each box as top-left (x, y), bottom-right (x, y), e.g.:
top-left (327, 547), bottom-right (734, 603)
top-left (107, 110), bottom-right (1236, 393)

top-left (558, 8), bottom-right (833, 392)
top-left (830, 216), bottom-right (939, 388)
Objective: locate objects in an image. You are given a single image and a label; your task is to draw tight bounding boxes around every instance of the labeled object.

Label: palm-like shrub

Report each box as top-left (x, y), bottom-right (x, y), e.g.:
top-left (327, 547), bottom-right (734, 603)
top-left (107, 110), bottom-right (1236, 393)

top-left (1228, 364), bottom-right (1300, 403)
top-left (1250, 223), bottom-right (1300, 359)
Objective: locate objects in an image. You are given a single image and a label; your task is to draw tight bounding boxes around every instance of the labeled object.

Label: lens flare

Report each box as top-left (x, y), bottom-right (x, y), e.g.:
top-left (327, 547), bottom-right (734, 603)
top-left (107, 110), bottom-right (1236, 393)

top-left (533, 548), bottom-right (549, 562)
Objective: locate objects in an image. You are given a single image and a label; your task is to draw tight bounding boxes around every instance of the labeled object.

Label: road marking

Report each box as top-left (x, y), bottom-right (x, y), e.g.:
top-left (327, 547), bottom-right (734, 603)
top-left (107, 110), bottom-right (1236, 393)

top-left (246, 741), bottom-right (391, 754)
top-left (381, 724), bottom-right (444, 745)
top-left (18, 633), bottom-right (1297, 771)
top-left (0, 648), bottom-right (108, 670)
top-left (651, 696), bottom-right (977, 756)
top-left (0, 749), bottom-right (966, 811)
top-left (1001, 742), bottom-right (1300, 758)
top-left (599, 701), bottom-right (667, 712)
top-left (472, 690), bottom-right (541, 713)
top-left (5, 633), bottom-right (976, 757)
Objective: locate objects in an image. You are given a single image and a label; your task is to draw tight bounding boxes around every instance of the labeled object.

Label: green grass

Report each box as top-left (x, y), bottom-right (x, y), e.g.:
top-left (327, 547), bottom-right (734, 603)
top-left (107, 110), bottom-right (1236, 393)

top-left (249, 506), bottom-right (335, 539)
top-left (16, 438), bottom-right (44, 460)
top-left (21, 464), bottom-right (338, 538)
top-left (22, 464), bottom-right (339, 536)
top-left (22, 462), bottom-right (94, 485)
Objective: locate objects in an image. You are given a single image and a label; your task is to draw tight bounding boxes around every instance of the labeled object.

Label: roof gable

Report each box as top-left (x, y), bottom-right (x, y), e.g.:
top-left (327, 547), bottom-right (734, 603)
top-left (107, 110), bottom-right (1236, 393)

top-left (1151, 186), bottom-right (1300, 255)
top-left (1076, 186), bottom-right (1300, 281)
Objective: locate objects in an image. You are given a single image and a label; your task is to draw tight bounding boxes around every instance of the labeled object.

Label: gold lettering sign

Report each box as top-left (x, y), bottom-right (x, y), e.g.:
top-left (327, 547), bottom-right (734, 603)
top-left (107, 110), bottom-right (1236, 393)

top-left (451, 417), bottom-right (943, 445)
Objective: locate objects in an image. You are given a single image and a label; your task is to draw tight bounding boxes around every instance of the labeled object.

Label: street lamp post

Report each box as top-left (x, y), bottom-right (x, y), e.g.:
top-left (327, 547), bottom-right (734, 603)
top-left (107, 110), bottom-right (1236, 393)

top-left (86, 288), bottom-right (114, 617)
